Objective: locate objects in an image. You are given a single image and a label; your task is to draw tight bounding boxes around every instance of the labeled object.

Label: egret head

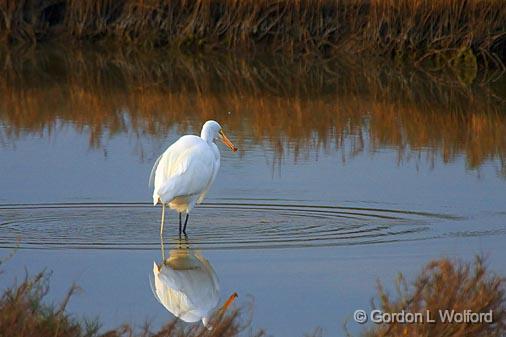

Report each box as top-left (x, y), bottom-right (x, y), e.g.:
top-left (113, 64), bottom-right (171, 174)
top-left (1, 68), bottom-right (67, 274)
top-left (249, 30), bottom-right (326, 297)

top-left (201, 120), bottom-right (237, 152)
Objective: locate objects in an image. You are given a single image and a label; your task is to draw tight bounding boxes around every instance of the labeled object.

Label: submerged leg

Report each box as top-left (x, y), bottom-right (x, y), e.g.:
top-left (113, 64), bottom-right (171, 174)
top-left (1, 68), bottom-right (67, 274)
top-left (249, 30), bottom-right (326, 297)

top-left (160, 204), bottom-right (166, 237)
top-left (182, 213), bottom-right (189, 235)
top-left (179, 213), bottom-right (182, 236)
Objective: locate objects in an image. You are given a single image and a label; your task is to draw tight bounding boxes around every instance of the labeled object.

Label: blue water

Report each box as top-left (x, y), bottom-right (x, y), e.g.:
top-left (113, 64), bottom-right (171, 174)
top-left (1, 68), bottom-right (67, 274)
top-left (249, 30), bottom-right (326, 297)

top-left (0, 49), bottom-right (505, 336)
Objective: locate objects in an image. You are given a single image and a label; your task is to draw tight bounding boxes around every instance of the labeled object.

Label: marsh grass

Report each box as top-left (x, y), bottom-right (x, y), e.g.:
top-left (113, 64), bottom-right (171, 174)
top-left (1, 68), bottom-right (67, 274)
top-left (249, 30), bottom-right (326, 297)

top-left (1, 256), bottom-right (505, 337)
top-left (359, 257), bottom-right (506, 337)
top-left (0, 272), bottom-right (261, 337)
top-left (0, 0), bottom-right (505, 65)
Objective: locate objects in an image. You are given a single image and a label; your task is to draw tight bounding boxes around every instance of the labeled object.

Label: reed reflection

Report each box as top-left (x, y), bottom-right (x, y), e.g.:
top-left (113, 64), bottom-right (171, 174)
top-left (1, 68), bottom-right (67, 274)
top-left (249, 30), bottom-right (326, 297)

top-left (151, 236), bottom-right (237, 327)
top-left (0, 46), bottom-right (505, 174)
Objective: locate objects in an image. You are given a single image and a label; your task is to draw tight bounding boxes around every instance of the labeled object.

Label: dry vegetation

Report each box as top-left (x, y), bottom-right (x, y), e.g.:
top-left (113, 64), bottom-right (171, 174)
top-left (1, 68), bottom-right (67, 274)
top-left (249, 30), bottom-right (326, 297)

top-left (361, 257), bottom-right (506, 337)
top-left (0, 46), bottom-right (505, 174)
top-left (0, 0), bottom-right (505, 65)
top-left (1, 256), bottom-right (505, 337)
top-left (0, 272), bottom-right (262, 337)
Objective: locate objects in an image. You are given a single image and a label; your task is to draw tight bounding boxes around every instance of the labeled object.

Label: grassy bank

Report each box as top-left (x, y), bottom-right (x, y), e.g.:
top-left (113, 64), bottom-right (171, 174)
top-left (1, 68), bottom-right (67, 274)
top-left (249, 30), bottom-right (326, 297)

top-left (0, 0), bottom-right (505, 66)
top-left (1, 256), bottom-right (505, 336)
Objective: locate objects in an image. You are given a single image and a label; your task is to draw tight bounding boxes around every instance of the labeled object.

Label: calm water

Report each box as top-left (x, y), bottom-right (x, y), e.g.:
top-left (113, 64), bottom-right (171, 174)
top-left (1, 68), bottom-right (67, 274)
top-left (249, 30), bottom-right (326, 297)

top-left (0, 46), bottom-right (506, 336)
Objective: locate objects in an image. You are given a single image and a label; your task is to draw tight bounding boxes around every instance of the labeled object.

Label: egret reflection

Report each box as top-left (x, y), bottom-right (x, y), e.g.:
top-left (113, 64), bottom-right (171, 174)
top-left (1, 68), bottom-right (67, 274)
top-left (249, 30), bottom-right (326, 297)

top-left (151, 237), bottom-right (237, 327)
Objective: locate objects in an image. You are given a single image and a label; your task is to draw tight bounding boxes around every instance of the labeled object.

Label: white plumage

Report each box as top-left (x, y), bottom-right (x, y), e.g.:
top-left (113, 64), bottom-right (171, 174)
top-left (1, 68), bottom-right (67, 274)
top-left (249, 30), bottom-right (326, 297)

top-left (150, 120), bottom-right (237, 235)
top-left (151, 135), bottom-right (219, 211)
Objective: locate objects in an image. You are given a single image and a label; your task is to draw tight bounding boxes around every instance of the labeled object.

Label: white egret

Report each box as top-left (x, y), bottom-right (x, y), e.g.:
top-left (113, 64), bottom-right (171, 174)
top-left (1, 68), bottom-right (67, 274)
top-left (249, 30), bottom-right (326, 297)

top-left (150, 120), bottom-right (237, 236)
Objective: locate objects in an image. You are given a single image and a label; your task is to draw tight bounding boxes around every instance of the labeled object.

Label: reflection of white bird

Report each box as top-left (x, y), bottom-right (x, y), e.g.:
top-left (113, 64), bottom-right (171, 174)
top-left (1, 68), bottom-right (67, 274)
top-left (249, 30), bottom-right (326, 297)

top-left (150, 120), bottom-right (237, 236)
top-left (151, 239), bottom-right (237, 328)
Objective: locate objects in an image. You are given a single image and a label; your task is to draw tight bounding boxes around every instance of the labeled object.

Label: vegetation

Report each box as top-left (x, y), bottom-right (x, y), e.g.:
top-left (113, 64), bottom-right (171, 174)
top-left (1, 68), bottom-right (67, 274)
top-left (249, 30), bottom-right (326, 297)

top-left (0, 0), bottom-right (505, 66)
top-left (0, 273), bottom-right (261, 337)
top-left (361, 257), bottom-right (506, 337)
top-left (0, 256), bottom-right (505, 336)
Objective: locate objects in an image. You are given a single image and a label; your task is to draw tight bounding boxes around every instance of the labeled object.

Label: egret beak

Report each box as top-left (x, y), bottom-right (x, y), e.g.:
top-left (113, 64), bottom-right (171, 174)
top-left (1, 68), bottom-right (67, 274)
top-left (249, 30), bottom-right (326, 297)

top-left (221, 292), bottom-right (238, 312)
top-left (219, 130), bottom-right (238, 152)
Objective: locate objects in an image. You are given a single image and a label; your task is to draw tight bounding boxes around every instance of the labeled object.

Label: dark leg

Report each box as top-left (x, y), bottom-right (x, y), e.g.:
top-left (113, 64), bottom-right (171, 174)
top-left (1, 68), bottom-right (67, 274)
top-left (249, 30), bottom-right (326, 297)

top-left (182, 214), bottom-right (189, 235)
top-left (179, 213), bottom-right (182, 236)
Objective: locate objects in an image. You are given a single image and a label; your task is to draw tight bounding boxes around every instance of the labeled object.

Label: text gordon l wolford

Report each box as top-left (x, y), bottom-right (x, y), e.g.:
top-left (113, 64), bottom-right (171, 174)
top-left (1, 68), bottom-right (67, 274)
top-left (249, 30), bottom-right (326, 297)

top-left (370, 309), bottom-right (493, 324)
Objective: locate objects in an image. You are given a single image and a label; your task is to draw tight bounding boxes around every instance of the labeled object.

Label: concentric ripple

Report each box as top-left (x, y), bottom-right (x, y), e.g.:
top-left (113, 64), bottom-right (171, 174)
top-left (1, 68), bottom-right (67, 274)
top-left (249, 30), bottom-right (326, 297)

top-left (0, 201), bottom-right (456, 250)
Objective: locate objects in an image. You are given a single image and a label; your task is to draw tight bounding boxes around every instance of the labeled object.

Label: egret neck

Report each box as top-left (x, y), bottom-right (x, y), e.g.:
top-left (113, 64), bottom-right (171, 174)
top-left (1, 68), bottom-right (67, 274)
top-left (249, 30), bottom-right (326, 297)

top-left (201, 125), bottom-right (215, 143)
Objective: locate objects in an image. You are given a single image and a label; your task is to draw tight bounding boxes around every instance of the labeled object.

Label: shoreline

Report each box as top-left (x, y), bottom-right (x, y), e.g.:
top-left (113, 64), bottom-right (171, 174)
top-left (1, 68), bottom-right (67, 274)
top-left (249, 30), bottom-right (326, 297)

top-left (1, 0), bottom-right (505, 67)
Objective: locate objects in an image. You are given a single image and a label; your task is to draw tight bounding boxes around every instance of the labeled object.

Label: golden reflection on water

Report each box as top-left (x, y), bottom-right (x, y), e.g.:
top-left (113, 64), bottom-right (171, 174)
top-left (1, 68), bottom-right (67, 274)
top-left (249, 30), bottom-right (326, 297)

top-left (0, 46), bottom-right (505, 174)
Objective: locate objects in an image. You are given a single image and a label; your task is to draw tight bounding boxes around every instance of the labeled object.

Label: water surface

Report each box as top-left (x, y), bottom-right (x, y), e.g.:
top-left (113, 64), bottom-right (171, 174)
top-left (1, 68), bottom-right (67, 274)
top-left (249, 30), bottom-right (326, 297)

top-left (0, 46), bottom-right (505, 336)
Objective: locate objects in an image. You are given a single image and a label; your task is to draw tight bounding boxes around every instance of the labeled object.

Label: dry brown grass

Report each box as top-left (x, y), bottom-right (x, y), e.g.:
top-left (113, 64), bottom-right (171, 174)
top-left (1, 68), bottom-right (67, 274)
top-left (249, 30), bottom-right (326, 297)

top-left (1, 256), bottom-right (505, 337)
top-left (0, 0), bottom-right (505, 65)
top-left (0, 271), bottom-right (263, 337)
top-left (360, 256), bottom-right (506, 337)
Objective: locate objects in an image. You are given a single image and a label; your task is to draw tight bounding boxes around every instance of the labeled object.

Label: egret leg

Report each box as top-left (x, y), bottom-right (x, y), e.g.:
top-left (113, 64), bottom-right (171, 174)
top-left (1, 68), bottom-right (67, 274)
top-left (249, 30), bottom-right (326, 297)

top-left (160, 204), bottom-right (166, 238)
top-left (179, 213), bottom-right (182, 236)
top-left (182, 213), bottom-right (189, 235)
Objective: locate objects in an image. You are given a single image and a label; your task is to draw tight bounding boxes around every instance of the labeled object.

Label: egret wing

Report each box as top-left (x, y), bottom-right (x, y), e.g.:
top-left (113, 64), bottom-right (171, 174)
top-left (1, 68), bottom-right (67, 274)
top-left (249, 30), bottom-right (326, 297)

top-left (155, 139), bottom-right (215, 204)
top-left (197, 157), bottom-right (219, 204)
top-left (148, 154), bottom-right (162, 188)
